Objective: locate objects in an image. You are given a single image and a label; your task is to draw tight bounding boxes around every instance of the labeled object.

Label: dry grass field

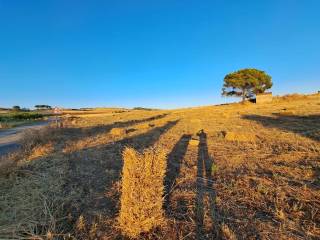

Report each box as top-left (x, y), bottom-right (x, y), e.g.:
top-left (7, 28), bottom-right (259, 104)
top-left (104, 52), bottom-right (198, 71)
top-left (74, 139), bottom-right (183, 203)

top-left (0, 93), bottom-right (319, 239)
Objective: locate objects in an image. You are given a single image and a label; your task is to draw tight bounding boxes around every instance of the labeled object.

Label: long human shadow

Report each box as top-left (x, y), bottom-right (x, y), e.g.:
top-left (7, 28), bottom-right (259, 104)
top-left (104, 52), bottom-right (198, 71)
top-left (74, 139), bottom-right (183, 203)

top-left (63, 120), bottom-right (179, 225)
top-left (243, 114), bottom-right (320, 142)
top-left (164, 134), bottom-right (192, 217)
top-left (195, 130), bottom-right (218, 239)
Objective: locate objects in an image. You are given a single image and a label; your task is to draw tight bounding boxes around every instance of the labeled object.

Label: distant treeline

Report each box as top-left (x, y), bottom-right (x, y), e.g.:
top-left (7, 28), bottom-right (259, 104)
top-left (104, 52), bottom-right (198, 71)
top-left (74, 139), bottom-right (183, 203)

top-left (35, 105), bottom-right (52, 110)
top-left (133, 107), bottom-right (159, 111)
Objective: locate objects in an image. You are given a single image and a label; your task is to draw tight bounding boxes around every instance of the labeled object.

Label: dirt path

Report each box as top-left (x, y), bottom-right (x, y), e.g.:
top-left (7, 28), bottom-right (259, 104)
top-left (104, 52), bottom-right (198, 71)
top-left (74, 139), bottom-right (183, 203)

top-left (0, 121), bottom-right (50, 157)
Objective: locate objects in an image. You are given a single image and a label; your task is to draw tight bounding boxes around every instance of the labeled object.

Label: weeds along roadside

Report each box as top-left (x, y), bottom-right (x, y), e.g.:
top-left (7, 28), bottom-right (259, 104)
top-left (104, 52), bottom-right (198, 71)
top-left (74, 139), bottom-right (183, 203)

top-left (0, 125), bottom-right (70, 239)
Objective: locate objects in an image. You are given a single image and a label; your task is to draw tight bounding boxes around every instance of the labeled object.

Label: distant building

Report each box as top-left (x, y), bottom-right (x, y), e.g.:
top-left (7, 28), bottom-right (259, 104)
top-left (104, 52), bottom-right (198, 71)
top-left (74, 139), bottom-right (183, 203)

top-left (255, 92), bottom-right (273, 103)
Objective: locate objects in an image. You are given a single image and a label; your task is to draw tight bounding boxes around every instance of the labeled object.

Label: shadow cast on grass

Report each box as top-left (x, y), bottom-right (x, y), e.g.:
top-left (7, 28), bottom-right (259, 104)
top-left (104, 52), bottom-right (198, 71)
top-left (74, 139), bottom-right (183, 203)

top-left (243, 114), bottom-right (320, 142)
top-left (0, 115), bottom-right (178, 239)
top-left (195, 130), bottom-right (218, 239)
top-left (258, 156), bottom-right (320, 191)
top-left (83, 112), bottom-right (169, 134)
top-left (63, 120), bottom-right (179, 227)
top-left (55, 113), bottom-right (170, 142)
top-left (164, 134), bottom-right (192, 218)
top-left (1, 113), bottom-right (170, 165)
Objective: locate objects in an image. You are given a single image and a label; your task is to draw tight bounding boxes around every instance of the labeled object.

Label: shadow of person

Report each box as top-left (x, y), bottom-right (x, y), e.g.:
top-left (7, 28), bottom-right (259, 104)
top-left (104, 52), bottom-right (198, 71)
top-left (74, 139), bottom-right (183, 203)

top-left (195, 130), bottom-right (218, 239)
top-left (164, 134), bottom-right (192, 217)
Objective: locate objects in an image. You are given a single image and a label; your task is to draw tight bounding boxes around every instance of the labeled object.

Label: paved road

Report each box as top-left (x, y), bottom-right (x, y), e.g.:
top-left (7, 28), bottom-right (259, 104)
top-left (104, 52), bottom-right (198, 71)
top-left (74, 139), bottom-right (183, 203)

top-left (0, 121), bottom-right (49, 157)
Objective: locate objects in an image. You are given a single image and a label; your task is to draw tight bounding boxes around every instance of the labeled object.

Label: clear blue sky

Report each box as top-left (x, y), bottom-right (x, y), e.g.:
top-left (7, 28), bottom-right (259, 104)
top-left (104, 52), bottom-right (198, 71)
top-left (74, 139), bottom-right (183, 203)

top-left (1, 0), bottom-right (320, 109)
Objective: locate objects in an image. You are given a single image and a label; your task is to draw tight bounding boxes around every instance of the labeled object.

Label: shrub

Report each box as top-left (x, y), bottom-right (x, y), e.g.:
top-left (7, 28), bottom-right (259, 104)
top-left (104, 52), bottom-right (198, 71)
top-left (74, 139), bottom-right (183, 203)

top-left (119, 147), bottom-right (167, 238)
top-left (0, 112), bottom-right (44, 121)
top-left (12, 105), bottom-right (21, 111)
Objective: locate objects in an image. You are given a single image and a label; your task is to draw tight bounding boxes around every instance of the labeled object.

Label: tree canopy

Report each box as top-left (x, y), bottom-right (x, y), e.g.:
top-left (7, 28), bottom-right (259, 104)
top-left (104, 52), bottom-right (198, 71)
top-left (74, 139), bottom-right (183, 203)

top-left (222, 68), bottom-right (272, 101)
top-left (12, 105), bottom-right (21, 111)
top-left (34, 105), bottom-right (52, 110)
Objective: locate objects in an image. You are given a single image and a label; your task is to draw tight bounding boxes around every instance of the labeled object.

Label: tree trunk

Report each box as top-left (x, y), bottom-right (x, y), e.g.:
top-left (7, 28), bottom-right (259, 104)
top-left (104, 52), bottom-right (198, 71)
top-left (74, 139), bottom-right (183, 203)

top-left (242, 89), bottom-right (246, 102)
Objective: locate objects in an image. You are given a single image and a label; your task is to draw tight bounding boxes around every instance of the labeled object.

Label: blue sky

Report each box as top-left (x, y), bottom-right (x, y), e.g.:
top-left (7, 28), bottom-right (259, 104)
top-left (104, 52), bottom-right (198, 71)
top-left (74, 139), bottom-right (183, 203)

top-left (1, 0), bottom-right (319, 109)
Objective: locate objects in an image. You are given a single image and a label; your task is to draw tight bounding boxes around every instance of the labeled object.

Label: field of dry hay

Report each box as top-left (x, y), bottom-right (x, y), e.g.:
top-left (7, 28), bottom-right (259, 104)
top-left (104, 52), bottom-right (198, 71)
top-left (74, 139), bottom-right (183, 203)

top-left (0, 94), bottom-right (319, 239)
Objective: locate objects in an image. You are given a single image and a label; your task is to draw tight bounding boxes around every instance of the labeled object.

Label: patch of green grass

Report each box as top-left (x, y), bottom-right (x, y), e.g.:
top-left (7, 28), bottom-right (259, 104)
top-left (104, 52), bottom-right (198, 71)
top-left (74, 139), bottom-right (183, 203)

top-left (0, 112), bottom-right (44, 121)
top-left (211, 164), bottom-right (219, 175)
top-left (0, 112), bottom-right (51, 129)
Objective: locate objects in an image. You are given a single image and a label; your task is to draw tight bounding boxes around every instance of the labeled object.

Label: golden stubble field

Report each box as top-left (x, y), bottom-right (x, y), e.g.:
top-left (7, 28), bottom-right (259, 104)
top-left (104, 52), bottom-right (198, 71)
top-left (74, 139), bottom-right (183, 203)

top-left (0, 94), bottom-right (319, 239)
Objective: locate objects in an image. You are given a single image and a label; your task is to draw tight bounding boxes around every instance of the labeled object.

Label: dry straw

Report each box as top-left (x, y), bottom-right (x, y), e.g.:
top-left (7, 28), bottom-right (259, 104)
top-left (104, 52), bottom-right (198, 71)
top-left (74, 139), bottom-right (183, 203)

top-left (110, 127), bottom-right (126, 136)
top-left (221, 223), bottom-right (237, 240)
top-left (119, 147), bottom-right (167, 238)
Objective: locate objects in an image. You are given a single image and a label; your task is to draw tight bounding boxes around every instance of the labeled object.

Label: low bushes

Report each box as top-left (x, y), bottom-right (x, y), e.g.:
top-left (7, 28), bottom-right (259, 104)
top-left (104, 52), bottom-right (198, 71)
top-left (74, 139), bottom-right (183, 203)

top-left (0, 112), bottom-right (45, 121)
